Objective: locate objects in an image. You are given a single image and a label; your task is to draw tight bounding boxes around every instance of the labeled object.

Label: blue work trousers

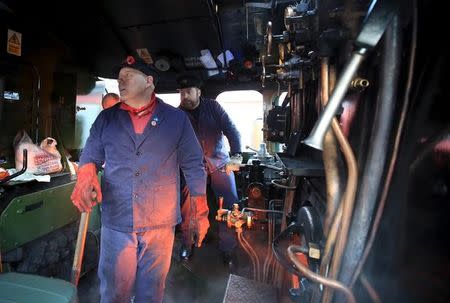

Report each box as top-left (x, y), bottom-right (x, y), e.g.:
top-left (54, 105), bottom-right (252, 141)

top-left (180, 169), bottom-right (239, 253)
top-left (98, 226), bottom-right (175, 303)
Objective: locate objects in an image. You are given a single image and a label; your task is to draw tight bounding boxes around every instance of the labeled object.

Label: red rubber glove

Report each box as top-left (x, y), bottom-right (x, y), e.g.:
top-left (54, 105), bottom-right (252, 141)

top-left (70, 163), bottom-right (102, 212)
top-left (189, 195), bottom-right (210, 247)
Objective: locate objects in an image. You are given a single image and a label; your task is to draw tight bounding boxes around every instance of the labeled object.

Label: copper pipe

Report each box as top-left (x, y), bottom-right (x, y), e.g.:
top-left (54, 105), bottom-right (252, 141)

top-left (241, 231), bottom-right (261, 281)
top-left (321, 57), bottom-right (342, 235)
top-left (313, 59), bottom-right (344, 302)
top-left (320, 205), bottom-right (343, 274)
top-left (291, 92), bottom-right (301, 131)
top-left (360, 274), bottom-right (382, 303)
top-left (237, 231), bottom-right (257, 280)
top-left (275, 175), bottom-right (298, 288)
top-left (263, 213), bottom-right (274, 283)
top-left (321, 64), bottom-right (359, 303)
top-left (263, 200), bottom-right (280, 284)
top-left (287, 245), bottom-right (356, 303)
top-left (280, 176), bottom-right (298, 231)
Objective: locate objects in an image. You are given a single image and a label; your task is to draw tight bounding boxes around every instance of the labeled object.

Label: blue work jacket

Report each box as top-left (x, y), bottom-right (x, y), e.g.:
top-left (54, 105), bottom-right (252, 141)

top-left (79, 99), bottom-right (206, 232)
top-left (180, 97), bottom-right (241, 173)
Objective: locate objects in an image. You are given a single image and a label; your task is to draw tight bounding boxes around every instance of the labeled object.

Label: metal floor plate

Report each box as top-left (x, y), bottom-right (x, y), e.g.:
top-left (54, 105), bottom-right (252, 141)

top-left (223, 274), bottom-right (277, 303)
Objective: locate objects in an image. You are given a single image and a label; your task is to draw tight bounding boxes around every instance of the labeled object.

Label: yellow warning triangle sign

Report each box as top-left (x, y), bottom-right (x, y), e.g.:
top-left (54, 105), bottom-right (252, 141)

top-left (8, 33), bottom-right (20, 44)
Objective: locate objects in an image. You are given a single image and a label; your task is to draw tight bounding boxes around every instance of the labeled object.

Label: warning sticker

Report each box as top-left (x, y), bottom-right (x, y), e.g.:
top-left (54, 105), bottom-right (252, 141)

top-left (7, 29), bottom-right (22, 56)
top-left (136, 48), bottom-right (153, 64)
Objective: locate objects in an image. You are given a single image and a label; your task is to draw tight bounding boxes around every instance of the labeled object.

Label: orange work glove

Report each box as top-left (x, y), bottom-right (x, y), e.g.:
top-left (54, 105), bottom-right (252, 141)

top-left (189, 195), bottom-right (210, 247)
top-left (70, 163), bottom-right (102, 213)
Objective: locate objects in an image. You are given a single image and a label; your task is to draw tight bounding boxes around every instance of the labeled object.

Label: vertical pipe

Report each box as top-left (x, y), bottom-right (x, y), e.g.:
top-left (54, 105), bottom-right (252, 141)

top-left (338, 16), bottom-right (401, 289)
top-left (321, 58), bottom-right (342, 234)
top-left (320, 67), bottom-right (359, 303)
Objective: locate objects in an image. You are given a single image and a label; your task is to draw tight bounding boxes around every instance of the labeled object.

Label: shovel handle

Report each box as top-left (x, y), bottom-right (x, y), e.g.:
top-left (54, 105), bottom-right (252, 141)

top-left (71, 211), bottom-right (90, 285)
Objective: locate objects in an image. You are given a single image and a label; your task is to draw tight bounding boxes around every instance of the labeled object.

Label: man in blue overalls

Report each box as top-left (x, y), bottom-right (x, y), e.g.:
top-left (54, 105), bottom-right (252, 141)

top-left (70, 56), bottom-right (209, 303)
top-left (176, 73), bottom-right (242, 266)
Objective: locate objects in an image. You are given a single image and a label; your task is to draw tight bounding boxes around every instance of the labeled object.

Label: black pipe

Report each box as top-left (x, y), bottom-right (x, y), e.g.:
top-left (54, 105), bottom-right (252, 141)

top-left (0, 77), bottom-right (4, 123)
top-left (205, 0), bottom-right (228, 69)
top-left (338, 16), bottom-right (401, 287)
top-left (297, 206), bottom-right (323, 243)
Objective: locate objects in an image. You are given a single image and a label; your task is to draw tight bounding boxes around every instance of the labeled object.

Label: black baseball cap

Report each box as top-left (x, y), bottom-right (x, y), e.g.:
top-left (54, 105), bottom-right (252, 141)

top-left (116, 55), bottom-right (159, 82)
top-left (176, 73), bottom-right (203, 89)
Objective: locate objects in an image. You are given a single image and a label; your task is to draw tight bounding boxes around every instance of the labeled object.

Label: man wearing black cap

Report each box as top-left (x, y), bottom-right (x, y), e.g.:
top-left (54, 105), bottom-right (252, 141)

top-left (70, 56), bottom-right (209, 303)
top-left (176, 73), bottom-right (242, 266)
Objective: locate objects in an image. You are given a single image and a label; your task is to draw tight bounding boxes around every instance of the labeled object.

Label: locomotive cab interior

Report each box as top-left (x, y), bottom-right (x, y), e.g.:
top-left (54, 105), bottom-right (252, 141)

top-left (1, 1), bottom-right (449, 303)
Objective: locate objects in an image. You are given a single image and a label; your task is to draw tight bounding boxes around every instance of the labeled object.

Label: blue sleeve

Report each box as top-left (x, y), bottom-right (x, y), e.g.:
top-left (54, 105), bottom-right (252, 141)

top-left (213, 101), bottom-right (242, 154)
top-left (177, 113), bottom-right (207, 196)
top-left (79, 113), bottom-right (106, 170)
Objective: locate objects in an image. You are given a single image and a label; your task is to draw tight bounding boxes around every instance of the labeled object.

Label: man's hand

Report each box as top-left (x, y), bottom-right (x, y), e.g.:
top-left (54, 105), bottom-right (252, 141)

top-left (70, 163), bottom-right (102, 213)
top-left (225, 153), bottom-right (243, 175)
top-left (189, 195), bottom-right (210, 247)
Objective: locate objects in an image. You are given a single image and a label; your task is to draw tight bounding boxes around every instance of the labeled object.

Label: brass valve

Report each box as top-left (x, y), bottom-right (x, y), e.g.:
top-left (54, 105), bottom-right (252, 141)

top-left (215, 202), bottom-right (254, 232)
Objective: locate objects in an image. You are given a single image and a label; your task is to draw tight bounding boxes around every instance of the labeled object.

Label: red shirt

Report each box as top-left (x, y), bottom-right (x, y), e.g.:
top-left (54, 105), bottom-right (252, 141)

top-left (119, 93), bottom-right (157, 134)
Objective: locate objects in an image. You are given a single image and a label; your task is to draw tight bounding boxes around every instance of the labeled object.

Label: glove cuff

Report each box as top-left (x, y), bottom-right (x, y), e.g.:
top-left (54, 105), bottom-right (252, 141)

top-left (77, 163), bottom-right (97, 179)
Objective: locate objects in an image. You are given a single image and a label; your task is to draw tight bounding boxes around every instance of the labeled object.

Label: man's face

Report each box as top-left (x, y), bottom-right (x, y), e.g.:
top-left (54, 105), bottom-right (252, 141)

top-left (179, 87), bottom-right (201, 110)
top-left (117, 67), bottom-right (153, 101)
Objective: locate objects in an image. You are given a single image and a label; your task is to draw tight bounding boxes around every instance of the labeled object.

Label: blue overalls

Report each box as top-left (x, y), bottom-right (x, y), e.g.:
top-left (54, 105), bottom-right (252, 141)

top-left (179, 97), bottom-right (241, 253)
top-left (80, 99), bottom-right (206, 303)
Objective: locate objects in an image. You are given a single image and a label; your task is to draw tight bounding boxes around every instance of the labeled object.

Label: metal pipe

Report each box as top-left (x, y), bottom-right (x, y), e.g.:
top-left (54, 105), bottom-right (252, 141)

top-left (237, 231), bottom-right (257, 280)
top-left (319, 205), bottom-right (342, 277)
top-left (339, 15), bottom-right (401, 288)
top-left (262, 212), bottom-right (273, 283)
top-left (262, 164), bottom-right (284, 171)
top-left (292, 91), bottom-right (301, 132)
top-left (360, 274), bottom-right (382, 303)
top-left (266, 21), bottom-right (272, 56)
top-left (273, 176), bottom-right (299, 287)
top-left (287, 245), bottom-right (356, 303)
top-left (265, 199), bottom-right (282, 285)
top-left (321, 57), bottom-right (342, 235)
top-left (241, 207), bottom-right (284, 216)
top-left (31, 64), bottom-right (41, 143)
top-left (319, 64), bottom-right (358, 303)
top-left (206, 0), bottom-right (227, 69)
top-left (0, 77), bottom-right (4, 123)
top-left (271, 179), bottom-right (297, 190)
top-left (242, 231), bottom-right (261, 281)
top-left (246, 5), bottom-right (248, 41)
top-left (350, 4), bottom-right (417, 286)
top-left (303, 48), bottom-right (367, 150)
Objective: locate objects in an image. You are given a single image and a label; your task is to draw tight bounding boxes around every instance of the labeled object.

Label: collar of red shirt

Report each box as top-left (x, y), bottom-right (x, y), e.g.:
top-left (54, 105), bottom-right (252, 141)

top-left (120, 93), bottom-right (156, 117)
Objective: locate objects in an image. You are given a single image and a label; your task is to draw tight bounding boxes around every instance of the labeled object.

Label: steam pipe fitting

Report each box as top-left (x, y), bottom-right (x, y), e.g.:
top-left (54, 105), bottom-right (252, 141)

top-left (303, 47), bottom-right (367, 150)
top-left (350, 77), bottom-right (370, 90)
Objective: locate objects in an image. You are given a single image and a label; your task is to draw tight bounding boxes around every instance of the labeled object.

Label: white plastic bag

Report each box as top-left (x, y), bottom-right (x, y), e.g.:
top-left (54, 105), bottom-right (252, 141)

top-left (14, 131), bottom-right (63, 175)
